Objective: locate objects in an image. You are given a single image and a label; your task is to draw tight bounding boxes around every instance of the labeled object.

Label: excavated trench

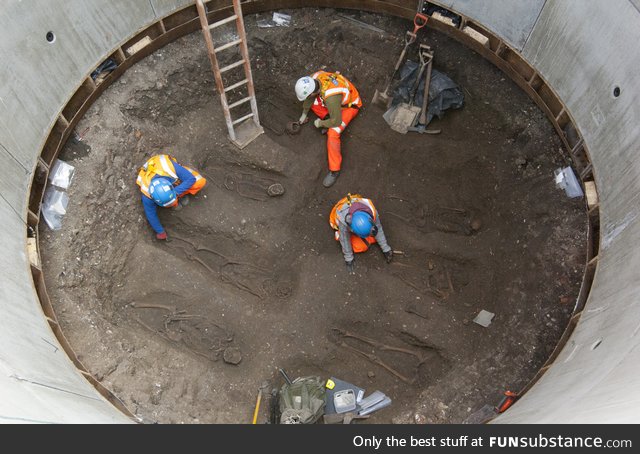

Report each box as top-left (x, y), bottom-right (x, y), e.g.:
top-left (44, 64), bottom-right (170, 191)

top-left (37, 8), bottom-right (588, 423)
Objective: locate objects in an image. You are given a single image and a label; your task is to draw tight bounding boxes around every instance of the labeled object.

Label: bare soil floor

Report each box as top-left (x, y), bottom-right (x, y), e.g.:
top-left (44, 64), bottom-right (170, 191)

top-left (40, 8), bottom-right (588, 424)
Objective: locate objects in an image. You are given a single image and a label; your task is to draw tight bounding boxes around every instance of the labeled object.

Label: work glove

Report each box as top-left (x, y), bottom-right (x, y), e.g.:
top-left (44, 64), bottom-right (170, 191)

top-left (314, 118), bottom-right (323, 128)
top-left (156, 231), bottom-right (167, 241)
top-left (346, 260), bottom-right (355, 274)
top-left (299, 113), bottom-right (309, 124)
top-left (384, 250), bottom-right (394, 264)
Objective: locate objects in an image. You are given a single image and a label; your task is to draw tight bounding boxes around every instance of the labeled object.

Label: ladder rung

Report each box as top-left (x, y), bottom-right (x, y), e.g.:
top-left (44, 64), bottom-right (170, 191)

top-left (215, 39), bottom-right (243, 53)
top-left (228, 96), bottom-right (252, 109)
top-left (220, 59), bottom-right (245, 73)
top-left (209, 14), bottom-right (238, 29)
top-left (224, 79), bottom-right (248, 92)
top-left (232, 113), bottom-right (254, 125)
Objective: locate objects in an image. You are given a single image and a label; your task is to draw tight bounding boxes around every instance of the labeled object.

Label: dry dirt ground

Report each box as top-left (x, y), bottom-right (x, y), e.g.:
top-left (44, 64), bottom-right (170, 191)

top-left (39, 8), bottom-right (588, 424)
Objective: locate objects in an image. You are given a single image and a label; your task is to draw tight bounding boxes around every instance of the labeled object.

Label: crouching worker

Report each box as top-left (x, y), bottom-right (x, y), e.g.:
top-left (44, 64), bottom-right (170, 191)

top-left (136, 154), bottom-right (206, 241)
top-left (329, 193), bottom-right (393, 273)
top-left (295, 71), bottom-right (362, 188)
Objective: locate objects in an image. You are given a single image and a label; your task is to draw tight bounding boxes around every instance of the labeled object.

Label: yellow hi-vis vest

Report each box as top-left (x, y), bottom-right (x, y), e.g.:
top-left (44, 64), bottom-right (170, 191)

top-left (136, 154), bottom-right (204, 200)
top-left (329, 194), bottom-right (378, 231)
top-left (136, 154), bottom-right (179, 198)
top-left (312, 71), bottom-right (362, 109)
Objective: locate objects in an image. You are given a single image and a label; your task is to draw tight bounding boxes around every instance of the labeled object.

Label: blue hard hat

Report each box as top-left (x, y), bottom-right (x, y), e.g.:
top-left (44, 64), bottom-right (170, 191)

top-left (149, 177), bottom-right (177, 207)
top-left (350, 211), bottom-right (375, 238)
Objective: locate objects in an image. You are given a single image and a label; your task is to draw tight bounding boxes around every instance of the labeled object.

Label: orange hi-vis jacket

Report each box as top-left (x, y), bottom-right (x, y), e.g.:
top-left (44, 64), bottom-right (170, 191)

top-left (330, 194), bottom-right (378, 231)
top-left (329, 194), bottom-right (390, 261)
top-left (312, 71), bottom-right (362, 109)
top-left (136, 154), bottom-right (203, 199)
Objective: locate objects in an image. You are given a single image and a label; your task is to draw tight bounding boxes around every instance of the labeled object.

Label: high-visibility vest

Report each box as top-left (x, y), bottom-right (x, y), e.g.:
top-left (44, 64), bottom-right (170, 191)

top-left (312, 71), bottom-right (362, 109)
top-left (136, 154), bottom-right (203, 198)
top-left (329, 194), bottom-right (378, 231)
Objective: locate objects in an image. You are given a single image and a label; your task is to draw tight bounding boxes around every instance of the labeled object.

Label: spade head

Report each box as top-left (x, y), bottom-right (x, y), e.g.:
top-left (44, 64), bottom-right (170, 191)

top-left (371, 89), bottom-right (393, 110)
top-left (384, 103), bottom-right (421, 134)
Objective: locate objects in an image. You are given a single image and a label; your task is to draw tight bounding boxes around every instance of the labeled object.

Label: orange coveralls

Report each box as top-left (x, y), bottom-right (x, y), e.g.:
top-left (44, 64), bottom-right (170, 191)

top-left (308, 71), bottom-right (362, 171)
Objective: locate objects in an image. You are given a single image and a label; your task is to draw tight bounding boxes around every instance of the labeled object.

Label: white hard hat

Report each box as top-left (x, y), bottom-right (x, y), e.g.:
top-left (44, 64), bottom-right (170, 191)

top-left (295, 76), bottom-right (316, 101)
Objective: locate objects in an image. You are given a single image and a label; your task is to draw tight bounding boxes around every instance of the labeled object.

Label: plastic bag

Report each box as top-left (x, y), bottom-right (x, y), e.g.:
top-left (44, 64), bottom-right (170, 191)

top-left (49, 159), bottom-right (75, 190)
top-left (257, 12), bottom-right (291, 28)
top-left (392, 60), bottom-right (464, 125)
top-left (554, 166), bottom-right (584, 198)
top-left (41, 186), bottom-right (69, 230)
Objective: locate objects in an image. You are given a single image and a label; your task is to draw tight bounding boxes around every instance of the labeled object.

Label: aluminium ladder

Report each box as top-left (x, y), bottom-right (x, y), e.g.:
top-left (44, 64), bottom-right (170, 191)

top-left (196, 0), bottom-right (263, 148)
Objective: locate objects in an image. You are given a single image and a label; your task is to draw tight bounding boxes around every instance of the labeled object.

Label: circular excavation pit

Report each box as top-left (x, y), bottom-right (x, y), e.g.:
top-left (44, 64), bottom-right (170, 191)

top-left (40, 8), bottom-right (587, 424)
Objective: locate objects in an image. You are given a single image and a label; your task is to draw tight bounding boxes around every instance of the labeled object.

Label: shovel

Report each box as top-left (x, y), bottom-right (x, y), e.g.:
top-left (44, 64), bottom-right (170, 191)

top-left (384, 44), bottom-right (432, 134)
top-left (371, 12), bottom-right (428, 109)
top-left (408, 46), bottom-right (441, 135)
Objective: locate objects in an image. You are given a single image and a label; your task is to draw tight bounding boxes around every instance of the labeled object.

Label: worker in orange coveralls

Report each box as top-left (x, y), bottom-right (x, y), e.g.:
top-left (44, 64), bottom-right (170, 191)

top-left (295, 70), bottom-right (362, 188)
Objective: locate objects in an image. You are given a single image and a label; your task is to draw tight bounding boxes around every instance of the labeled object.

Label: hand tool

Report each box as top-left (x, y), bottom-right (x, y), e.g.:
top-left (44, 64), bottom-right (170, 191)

top-left (408, 45), bottom-right (441, 134)
top-left (371, 7), bottom-right (429, 109)
top-left (384, 44), bottom-right (432, 134)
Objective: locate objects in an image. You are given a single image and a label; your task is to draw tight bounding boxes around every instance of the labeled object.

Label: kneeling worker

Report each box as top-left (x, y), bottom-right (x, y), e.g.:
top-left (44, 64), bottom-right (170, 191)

top-left (295, 70), bottom-right (362, 187)
top-left (136, 154), bottom-right (206, 241)
top-left (329, 194), bottom-right (393, 272)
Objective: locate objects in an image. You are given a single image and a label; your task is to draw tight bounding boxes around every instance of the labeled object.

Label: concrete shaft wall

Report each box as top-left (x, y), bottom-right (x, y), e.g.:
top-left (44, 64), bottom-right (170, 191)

top-left (0, 0), bottom-right (638, 423)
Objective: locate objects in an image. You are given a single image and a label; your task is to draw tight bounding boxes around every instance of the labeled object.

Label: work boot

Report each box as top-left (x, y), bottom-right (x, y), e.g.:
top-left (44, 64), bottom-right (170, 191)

top-left (323, 171), bottom-right (340, 188)
top-left (174, 195), bottom-right (190, 211)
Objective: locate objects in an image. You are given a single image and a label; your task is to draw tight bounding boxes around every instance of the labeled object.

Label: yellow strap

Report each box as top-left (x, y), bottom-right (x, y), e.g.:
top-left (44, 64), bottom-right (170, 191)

top-left (252, 389), bottom-right (262, 424)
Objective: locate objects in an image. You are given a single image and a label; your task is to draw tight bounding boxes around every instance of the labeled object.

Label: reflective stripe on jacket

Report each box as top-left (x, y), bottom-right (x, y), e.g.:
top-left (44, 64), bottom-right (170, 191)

top-left (136, 154), bottom-right (203, 198)
top-left (311, 71), bottom-right (362, 109)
